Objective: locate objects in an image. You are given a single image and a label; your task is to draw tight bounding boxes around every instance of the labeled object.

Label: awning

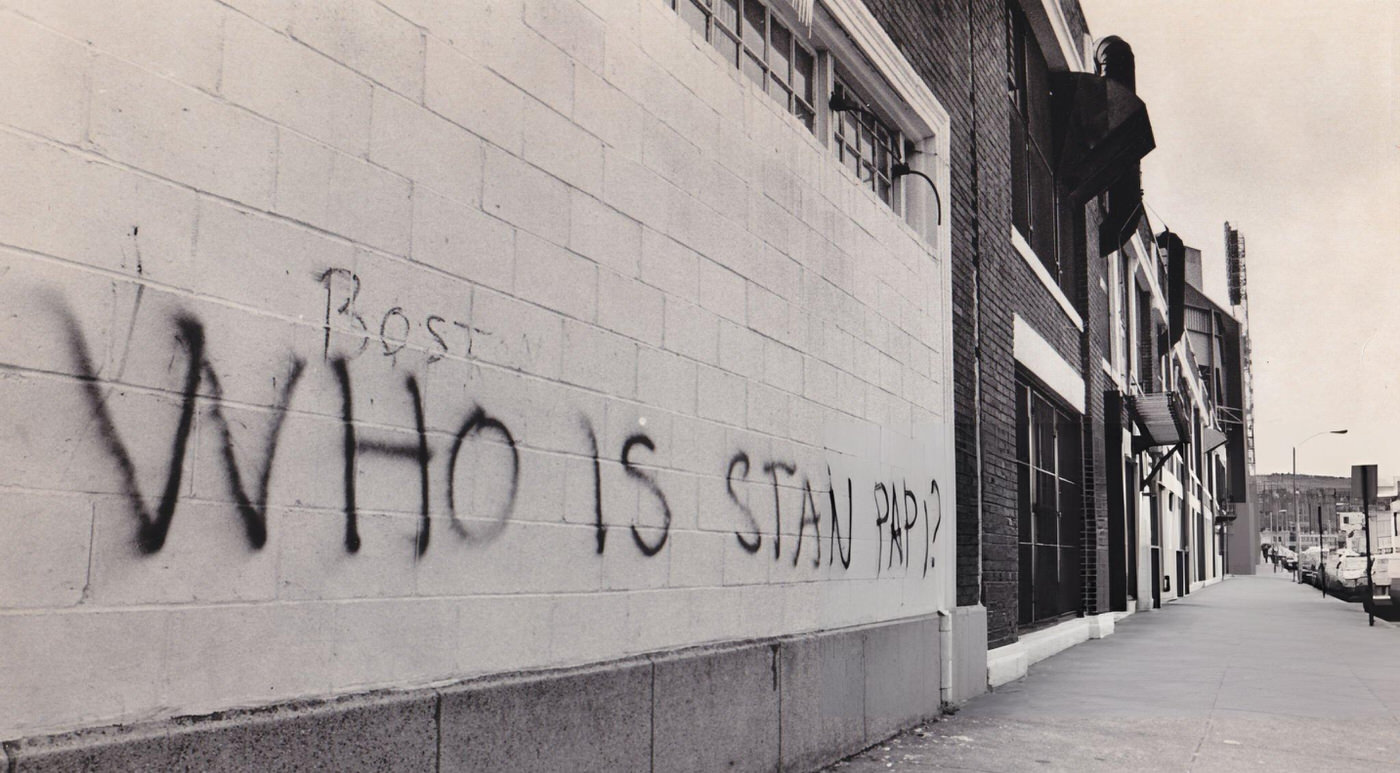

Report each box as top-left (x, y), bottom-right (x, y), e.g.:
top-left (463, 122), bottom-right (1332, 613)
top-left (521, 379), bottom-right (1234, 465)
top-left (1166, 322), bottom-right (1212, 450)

top-left (1052, 72), bottom-right (1155, 203)
top-left (1201, 426), bottom-right (1229, 453)
top-left (1128, 391), bottom-right (1189, 453)
top-left (1158, 231), bottom-right (1186, 347)
top-left (1099, 170), bottom-right (1143, 256)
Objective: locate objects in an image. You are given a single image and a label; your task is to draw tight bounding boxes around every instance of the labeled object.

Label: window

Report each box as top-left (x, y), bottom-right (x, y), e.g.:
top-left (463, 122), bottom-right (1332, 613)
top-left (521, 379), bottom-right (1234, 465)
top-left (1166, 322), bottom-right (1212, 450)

top-left (1118, 253), bottom-right (1131, 383)
top-left (832, 77), bottom-right (903, 208)
top-left (1136, 287), bottom-right (1153, 389)
top-left (1016, 373), bottom-right (1083, 627)
top-left (1006, 2), bottom-right (1074, 300)
top-left (660, 0), bottom-right (947, 232)
top-left (665, 0), bottom-right (816, 129)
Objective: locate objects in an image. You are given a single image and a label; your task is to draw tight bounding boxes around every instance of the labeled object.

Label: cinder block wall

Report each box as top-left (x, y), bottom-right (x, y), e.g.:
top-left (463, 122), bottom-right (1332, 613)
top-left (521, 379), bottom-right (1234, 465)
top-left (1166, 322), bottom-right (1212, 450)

top-left (0, 0), bottom-right (956, 749)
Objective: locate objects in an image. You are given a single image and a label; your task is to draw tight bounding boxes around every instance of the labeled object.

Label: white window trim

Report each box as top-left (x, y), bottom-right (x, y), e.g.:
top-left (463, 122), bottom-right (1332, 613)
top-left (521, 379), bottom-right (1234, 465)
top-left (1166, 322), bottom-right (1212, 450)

top-left (1101, 357), bottom-right (1124, 391)
top-left (1108, 248), bottom-right (1124, 374)
top-left (1039, 0), bottom-right (1087, 73)
top-left (1011, 226), bottom-right (1085, 331)
top-left (820, 0), bottom-right (950, 137)
top-left (1014, 314), bottom-right (1086, 413)
top-left (1012, 0), bottom-right (1088, 74)
top-left (1130, 231), bottom-right (1169, 324)
top-left (816, 0), bottom-right (951, 249)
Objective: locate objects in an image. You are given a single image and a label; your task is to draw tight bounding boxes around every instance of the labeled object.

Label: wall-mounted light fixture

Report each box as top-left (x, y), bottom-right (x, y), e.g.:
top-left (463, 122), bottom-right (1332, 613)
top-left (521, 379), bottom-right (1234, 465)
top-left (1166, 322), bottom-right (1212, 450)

top-left (828, 91), bottom-right (864, 114)
top-left (892, 162), bottom-right (942, 226)
top-left (830, 93), bottom-right (942, 228)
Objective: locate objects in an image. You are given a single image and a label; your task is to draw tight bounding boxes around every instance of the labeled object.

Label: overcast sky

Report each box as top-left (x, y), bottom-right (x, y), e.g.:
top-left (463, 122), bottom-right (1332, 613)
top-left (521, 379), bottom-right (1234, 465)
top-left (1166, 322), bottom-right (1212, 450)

top-left (1078, 0), bottom-right (1399, 479)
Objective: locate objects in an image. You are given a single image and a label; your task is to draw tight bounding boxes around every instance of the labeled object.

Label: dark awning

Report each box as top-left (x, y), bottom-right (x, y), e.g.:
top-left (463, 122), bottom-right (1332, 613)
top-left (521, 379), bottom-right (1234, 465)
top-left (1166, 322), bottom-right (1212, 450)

top-left (1158, 231), bottom-right (1186, 347)
top-left (1099, 170), bottom-right (1143, 256)
top-left (1052, 72), bottom-right (1155, 203)
top-left (1128, 391), bottom-right (1189, 453)
top-left (1201, 426), bottom-right (1229, 453)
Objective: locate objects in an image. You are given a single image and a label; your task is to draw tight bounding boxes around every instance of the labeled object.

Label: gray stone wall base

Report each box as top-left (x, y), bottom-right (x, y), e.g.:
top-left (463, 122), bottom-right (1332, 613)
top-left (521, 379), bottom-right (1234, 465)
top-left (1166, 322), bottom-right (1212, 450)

top-left (2, 614), bottom-right (946, 772)
top-left (949, 605), bottom-right (989, 703)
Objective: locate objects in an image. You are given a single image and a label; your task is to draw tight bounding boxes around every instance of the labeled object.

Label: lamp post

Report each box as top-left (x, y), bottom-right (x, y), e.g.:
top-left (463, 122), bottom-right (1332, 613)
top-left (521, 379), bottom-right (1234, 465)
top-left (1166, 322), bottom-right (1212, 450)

top-left (1293, 429), bottom-right (1348, 582)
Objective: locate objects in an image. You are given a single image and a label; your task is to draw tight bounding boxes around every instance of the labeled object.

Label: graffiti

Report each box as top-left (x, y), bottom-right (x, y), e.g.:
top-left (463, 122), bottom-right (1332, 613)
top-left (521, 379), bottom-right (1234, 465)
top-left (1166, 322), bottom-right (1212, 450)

top-left (62, 302), bottom-right (947, 578)
top-left (827, 470), bottom-right (853, 569)
top-left (794, 479), bottom-right (822, 567)
top-left (202, 358), bottom-right (305, 550)
top-left (66, 313), bottom-right (203, 554)
top-left (319, 268), bottom-right (470, 363)
top-left (621, 433), bottom-right (670, 556)
top-left (583, 419), bottom-right (606, 554)
top-left (873, 480), bottom-right (939, 575)
top-left (447, 406), bottom-right (519, 545)
top-left (331, 358), bottom-right (363, 553)
top-left (728, 452), bottom-right (762, 554)
top-left (763, 461), bottom-right (797, 561)
top-left (925, 480), bottom-right (943, 577)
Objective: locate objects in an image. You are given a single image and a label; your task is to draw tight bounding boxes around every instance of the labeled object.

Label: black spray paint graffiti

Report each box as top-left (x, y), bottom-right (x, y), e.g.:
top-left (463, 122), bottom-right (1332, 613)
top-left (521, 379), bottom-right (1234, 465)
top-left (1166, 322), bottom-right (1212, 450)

top-left (66, 313), bottom-right (204, 554)
top-left (63, 306), bottom-right (945, 577)
top-left (724, 452), bottom-right (939, 574)
top-left (622, 434), bottom-right (670, 556)
top-left (447, 406), bottom-right (519, 545)
top-left (873, 480), bottom-right (943, 577)
top-left (203, 358), bottom-right (305, 549)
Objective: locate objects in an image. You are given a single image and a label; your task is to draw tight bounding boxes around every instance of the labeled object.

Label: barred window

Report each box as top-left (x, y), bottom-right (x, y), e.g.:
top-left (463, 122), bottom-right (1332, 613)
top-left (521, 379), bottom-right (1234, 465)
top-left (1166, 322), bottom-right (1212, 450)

top-left (832, 77), bottom-right (903, 209)
top-left (1016, 373), bottom-right (1083, 628)
top-left (667, 0), bottom-right (816, 129)
top-left (660, 0), bottom-right (944, 230)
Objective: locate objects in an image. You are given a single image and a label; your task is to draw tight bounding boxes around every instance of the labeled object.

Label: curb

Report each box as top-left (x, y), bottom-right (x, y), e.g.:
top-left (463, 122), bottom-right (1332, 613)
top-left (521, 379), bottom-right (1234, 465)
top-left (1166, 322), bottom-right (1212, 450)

top-left (1294, 576), bottom-right (1398, 629)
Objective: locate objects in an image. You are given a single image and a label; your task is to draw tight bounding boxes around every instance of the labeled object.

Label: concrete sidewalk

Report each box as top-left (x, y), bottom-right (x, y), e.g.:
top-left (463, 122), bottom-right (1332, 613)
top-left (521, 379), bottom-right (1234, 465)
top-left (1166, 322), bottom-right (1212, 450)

top-left (828, 570), bottom-right (1400, 772)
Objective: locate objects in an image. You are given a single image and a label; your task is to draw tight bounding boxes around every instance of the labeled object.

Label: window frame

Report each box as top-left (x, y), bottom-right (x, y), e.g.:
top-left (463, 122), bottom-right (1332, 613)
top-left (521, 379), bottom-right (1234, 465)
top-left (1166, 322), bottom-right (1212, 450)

top-left (667, 0), bottom-right (818, 130)
top-left (831, 73), bottom-right (904, 210)
top-left (1006, 1), bottom-right (1076, 303)
top-left (1016, 370), bottom-right (1084, 628)
top-left (659, 0), bottom-right (950, 248)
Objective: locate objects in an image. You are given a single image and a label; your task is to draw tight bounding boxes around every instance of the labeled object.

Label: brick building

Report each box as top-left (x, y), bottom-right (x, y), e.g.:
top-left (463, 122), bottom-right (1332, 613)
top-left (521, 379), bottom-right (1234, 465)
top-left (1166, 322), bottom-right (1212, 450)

top-left (0, 0), bottom-right (1249, 768)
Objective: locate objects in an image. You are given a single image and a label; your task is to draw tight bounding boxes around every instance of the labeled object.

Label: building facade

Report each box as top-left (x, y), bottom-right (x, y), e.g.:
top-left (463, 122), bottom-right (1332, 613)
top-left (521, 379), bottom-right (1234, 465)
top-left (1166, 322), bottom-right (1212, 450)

top-left (0, 0), bottom-right (1251, 768)
top-left (0, 0), bottom-right (969, 768)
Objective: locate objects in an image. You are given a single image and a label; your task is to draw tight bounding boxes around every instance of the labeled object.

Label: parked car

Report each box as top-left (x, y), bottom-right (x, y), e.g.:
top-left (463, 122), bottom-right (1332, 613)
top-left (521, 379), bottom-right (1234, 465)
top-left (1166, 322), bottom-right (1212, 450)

top-left (1369, 554), bottom-right (1399, 612)
top-left (1326, 553), bottom-right (1369, 598)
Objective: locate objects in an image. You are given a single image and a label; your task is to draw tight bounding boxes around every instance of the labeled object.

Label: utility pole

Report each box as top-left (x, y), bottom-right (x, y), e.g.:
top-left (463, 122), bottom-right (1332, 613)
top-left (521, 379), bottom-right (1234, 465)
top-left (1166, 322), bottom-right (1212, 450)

top-left (1318, 505), bottom-right (1325, 598)
top-left (1294, 430), bottom-right (1348, 582)
top-left (1353, 464), bottom-right (1378, 627)
top-left (1364, 480), bottom-right (1374, 627)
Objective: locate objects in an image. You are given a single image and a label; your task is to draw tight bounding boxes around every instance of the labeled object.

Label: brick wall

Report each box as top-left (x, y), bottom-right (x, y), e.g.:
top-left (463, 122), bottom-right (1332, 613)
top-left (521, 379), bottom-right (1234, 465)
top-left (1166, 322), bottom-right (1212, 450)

top-left (867, 0), bottom-right (1116, 645)
top-left (0, 0), bottom-right (956, 740)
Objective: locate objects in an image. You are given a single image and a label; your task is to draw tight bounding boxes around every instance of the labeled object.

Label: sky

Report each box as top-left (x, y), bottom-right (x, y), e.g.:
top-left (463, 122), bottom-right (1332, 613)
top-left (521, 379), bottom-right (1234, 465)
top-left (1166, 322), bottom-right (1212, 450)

top-left (1078, 0), bottom-right (1399, 479)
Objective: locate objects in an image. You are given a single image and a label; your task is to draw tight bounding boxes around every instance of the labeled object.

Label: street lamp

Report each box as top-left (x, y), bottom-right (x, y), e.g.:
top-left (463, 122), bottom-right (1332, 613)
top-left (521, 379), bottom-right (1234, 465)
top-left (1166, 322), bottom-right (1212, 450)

top-left (1293, 429), bottom-right (1348, 581)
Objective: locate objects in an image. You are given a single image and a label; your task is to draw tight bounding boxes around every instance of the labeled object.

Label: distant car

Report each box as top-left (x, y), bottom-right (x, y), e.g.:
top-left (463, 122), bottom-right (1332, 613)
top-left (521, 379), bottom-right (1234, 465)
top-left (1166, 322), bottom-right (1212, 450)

top-left (1299, 547), bottom-right (1324, 583)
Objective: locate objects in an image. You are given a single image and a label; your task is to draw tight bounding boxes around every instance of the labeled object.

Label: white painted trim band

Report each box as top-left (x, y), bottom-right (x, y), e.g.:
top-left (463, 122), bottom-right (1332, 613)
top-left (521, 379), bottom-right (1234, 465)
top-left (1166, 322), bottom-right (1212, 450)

top-left (1013, 314), bottom-right (1086, 413)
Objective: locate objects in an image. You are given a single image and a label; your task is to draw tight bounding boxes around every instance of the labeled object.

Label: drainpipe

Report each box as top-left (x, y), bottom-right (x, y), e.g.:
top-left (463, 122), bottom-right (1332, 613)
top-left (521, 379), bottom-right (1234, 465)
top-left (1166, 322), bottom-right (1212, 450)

top-left (939, 609), bottom-right (954, 705)
top-left (965, 0), bottom-right (985, 609)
